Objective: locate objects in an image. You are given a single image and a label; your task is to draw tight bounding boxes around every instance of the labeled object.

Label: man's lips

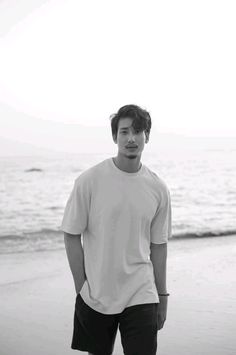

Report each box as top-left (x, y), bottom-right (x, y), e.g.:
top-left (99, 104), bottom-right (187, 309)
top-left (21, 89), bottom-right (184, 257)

top-left (126, 146), bottom-right (138, 149)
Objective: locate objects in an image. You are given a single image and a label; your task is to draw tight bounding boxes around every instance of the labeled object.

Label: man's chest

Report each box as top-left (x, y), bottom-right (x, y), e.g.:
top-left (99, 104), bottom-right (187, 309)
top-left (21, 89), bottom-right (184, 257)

top-left (89, 178), bottom-right (159, 224)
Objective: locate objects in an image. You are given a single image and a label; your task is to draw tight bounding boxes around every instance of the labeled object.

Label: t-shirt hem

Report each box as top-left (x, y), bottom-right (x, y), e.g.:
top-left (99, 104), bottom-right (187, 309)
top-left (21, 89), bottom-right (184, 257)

top-left (60, 225), bottom-right (83, 235)
top-left (80, 292), bottom-right (159, 315)
top-left (151, 236), bottom-right (169, 244)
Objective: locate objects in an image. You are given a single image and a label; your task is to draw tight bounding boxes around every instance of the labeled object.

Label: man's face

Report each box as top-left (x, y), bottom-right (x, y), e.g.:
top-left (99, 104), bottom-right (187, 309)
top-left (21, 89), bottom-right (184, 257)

top-left (113, 117), bottom-right (149, 159)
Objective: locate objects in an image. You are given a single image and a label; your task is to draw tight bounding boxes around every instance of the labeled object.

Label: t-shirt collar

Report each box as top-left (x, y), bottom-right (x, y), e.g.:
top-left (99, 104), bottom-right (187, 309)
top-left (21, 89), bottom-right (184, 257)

top-left (109, 157), bottom-right (144, 177)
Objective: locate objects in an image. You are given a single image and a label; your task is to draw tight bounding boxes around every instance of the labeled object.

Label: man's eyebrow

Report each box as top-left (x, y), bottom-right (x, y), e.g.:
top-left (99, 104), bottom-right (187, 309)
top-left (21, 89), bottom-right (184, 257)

top-left (119, 126), bottom-right (131, 130)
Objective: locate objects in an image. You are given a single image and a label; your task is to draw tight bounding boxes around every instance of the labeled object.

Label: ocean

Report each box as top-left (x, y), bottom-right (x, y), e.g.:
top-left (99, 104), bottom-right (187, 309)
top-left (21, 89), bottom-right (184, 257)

top-left (0, 147), bottom-right (235, 253)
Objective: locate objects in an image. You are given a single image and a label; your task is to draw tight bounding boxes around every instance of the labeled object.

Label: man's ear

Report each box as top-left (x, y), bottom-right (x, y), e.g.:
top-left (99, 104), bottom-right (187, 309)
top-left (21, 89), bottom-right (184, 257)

top-left (145, 132), bottom-right (149, 143)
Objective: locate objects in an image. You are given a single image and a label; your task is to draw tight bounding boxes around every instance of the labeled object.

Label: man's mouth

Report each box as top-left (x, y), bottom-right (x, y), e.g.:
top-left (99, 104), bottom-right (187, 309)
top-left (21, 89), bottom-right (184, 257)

top-left (126, 146), bottom-right (138, 149)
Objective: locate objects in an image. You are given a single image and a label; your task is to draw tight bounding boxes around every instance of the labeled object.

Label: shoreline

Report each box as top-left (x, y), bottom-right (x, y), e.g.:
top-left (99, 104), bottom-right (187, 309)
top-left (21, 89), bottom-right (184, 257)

top-left (1, 233), bottom-right (235, 286)
top-left (1, 230), bottom-right (236, 256)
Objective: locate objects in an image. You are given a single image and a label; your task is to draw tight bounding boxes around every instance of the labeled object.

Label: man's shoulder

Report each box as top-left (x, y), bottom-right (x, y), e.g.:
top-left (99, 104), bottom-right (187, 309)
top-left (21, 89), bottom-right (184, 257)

top-left (75, 158), bottom-right (109, 184)
top-left (144, 165), bottom-right (169, 191)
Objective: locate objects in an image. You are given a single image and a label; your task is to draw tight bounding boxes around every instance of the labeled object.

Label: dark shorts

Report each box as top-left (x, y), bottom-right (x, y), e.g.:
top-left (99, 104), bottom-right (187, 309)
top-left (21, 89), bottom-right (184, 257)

top-left (71, 293), bottom-right (158, 355)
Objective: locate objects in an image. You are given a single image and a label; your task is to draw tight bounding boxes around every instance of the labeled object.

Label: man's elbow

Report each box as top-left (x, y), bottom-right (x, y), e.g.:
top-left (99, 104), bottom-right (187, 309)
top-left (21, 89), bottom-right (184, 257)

top-left (150, 242), bottom-right (167, 259)
top-left (64, 232), bottom-right (82, 246)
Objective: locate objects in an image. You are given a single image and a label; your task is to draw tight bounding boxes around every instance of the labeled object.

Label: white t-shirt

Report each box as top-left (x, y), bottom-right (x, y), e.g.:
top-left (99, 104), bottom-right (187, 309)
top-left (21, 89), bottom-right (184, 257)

top-left (61, 157), bottom-right (172, 314)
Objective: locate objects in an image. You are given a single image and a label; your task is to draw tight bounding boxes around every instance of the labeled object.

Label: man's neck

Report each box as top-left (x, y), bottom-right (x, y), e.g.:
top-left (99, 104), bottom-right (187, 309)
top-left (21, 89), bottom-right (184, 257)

top-left (113, 155), bottom-right (142, 173)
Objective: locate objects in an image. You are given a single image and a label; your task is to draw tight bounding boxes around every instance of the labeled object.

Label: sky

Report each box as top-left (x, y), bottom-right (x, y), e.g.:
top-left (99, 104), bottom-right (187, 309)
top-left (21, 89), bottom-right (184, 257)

top-left (0, 0), bottom-right (236, 139)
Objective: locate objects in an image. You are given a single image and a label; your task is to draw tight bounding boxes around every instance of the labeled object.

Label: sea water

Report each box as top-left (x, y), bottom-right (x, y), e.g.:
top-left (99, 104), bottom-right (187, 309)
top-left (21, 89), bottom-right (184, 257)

top-left (0, 147), bottom-right (235, 253)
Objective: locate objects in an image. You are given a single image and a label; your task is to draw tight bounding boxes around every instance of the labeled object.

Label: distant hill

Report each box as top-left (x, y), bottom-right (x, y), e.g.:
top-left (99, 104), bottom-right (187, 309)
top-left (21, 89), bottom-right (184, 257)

top-left (0, 136), bottom-right (59, 157)
top-left (0, 103), bottom-right (235, 156)
top-left (0, 103), bottom-right (115, 155)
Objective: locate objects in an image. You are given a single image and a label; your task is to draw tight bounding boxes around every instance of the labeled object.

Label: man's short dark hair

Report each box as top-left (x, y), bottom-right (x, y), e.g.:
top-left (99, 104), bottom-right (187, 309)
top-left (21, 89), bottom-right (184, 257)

top-left (110, 104), bottom-right (152, 140)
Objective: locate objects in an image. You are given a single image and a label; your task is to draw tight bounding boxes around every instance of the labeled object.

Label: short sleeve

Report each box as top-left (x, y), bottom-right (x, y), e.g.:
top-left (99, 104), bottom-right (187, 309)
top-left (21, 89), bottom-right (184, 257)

top-left (60, 175), bottom-right (90, 235)
top-left (150, 187), bottom-right (172, 244)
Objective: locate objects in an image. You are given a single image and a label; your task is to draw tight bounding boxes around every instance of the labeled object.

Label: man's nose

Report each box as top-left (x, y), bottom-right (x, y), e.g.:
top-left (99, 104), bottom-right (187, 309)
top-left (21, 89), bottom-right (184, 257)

top-left (128, 132), bottom-right (135, 142)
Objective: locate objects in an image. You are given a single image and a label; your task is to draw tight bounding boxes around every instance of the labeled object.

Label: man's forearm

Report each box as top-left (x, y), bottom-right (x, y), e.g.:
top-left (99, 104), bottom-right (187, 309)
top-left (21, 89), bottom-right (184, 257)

top-left (150, 242), bottom-right (168, 294)
top-left (64, 233), bottom-right (87, 294)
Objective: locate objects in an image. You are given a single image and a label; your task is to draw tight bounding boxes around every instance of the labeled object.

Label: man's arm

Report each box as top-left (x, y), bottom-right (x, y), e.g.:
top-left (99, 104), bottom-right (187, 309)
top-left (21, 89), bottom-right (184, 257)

top-left (150, 242), bottom-right (167, 294)
top-left (64, 232), bottom-right (87, 295)
top-left (150, 242), bottom-right (168, 330)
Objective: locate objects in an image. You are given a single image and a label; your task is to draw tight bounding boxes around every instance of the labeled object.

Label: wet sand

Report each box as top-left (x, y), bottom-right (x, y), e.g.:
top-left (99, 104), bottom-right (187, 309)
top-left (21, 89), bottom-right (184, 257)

top-left (0, 235), bottom-right (235, 355)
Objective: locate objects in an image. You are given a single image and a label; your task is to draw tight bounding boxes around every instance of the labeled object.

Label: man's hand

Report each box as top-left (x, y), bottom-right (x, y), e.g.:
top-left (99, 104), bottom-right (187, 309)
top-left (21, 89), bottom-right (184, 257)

top-left (157, 295), bottom-right (168, 330)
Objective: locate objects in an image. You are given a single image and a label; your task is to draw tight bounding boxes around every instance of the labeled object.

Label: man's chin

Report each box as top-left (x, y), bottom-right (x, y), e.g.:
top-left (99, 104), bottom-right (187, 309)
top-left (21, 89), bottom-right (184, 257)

top-left (125, 153), bottom-right (138, 159)
top-left (120, 149), bottom-right (141, 159)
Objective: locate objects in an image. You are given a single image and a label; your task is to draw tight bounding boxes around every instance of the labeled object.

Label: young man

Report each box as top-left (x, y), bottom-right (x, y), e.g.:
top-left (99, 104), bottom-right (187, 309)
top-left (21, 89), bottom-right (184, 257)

top-left (61, 104), bottom-right (172, 355)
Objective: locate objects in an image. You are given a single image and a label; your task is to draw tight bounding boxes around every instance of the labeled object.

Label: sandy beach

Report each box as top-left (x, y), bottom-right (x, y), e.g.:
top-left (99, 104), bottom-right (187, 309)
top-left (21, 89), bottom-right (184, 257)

top-left (0, 235), bottom-right (235, 355)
